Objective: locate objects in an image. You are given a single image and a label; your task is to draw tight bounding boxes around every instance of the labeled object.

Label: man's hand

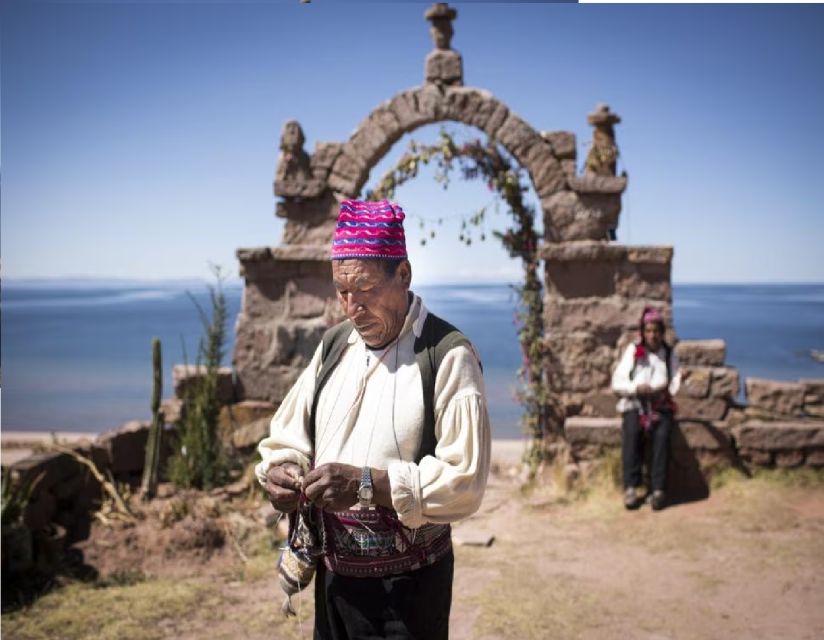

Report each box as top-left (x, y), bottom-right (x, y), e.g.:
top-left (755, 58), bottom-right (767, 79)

top-left (636, 384), bottom-right (653, 396)
top-left (264, 462), bottom-right (303, 512)
top-left (303, 463), bottom-right (360, 512)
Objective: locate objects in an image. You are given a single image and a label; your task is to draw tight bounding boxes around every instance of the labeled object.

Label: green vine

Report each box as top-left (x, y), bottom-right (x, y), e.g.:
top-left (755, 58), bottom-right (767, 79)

top-left (367, 131), bottom-right (563, 453)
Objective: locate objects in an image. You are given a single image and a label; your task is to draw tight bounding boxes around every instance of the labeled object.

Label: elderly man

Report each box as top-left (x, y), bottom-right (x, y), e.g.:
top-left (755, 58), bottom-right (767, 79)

top-left (256, 199), bottom-right (491, 639)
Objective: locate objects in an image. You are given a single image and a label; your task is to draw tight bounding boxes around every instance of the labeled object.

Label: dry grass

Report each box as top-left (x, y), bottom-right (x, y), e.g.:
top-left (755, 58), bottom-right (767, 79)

top-left (2, 579), bottom-right (220, 640)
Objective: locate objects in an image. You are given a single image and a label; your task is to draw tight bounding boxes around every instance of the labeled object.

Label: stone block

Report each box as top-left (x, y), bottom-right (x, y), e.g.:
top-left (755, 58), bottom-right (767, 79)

top-left (172, 365), bottom-right (235, 405)
top-left (235, 318), bottom-right (326, 371)
top-left (470, 95), bottom-right (509, 139)
top-left (425, 49), bottom-right (463, 86)
top-left (9, 451), bottom-right (78, 493)
top-left (541, 190), bottom-right (623, 242)
top-left (327, 145), bottom-right (366, 197)
top-left (567, 175), bottom-right (628, 195)
top-left (561, 159), bottom-right (577, 179)
top-left (540, 240), bottom-right (672, 265)
top-left (310, 142), bottom-right (342, 174)
top-left (678, 367), bottom-right (711, 398)
top-left (218, 400), bottom-right (276, 429)
top-left (541, 131), bottom-right (576, 159)
top-left (775, 450), bottom-right (805, 468)
top-left (806, 406), bottom-right (824, 419)
top-left (269, 245), bottom-right (334, 262)
top-left (276, 188), bottom-right (339, 224)
top-left (531, 158), bottom-right (567, 199)
top-left (441, 86), bottom-right (478, 121)
top-left (710, 367), bottom-right (740, 399)
top-left (564, 416), bottom-right (621, 449)
top-left (545, 332), bottom-right (615, 393)
top-left (732, 420), bottom-right (824, 450)
top-left (543, 244), bottom-right (671, 301)
top-left (161, 398), bottom-right (184, 424)
top-left (97, 420), bottom-right (151, 476)
top-left (235, 364), bottom-right (303, 407)
top-left (348, 106), bottom-right (401, 168)
top-left (274, 175), bottom-right (324, 200)
top-left (218, 400), bottom-right (277, 449)
top-left (545, 256), bottom-right (616, 299)
top-left (800, 378), bottom-right (824, 403)
top-left (674, 340), bottom-right (726, 367)
top-left (232, 417), bottom-right (273, 451)
top-left (614, 262), bottom-right (671, 301)
top-left (544, 296), bottom-right (664, 341)
top-left (806, 449), bottom-right (824, 466)
top-left (677, 421), bottom-right (732, 450)
top-left (745, 378), bottom-right (805, 416)
top-left (330, 143), bottom-right (366, 182)
top-left (676, 397), bottom-right (728, 421)
top-left (387, 90), bottom-right (431, 131)
top-left (497, 115), bottom-right (543, 164)
top-left (739, 448), bottom-right (772, 466)
top-left (414, 84), bottom-right (446, 121)
top-left (236, 247), bottom-right (274, 278)
top-left (241, 275), bottom-right (337, 323)
top-left (579, 391), bottom-right (619, 418)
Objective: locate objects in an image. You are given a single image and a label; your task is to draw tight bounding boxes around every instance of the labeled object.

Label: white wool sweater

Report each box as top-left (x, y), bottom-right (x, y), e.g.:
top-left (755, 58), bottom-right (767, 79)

top-left (611, 342), bottom-right (682, 414)
top-left (255, 294), bottom-right (491, 530)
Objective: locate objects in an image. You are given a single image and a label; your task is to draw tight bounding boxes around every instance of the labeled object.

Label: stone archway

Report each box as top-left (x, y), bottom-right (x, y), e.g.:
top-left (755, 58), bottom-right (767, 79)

top-left (233, 3), bottom-right (672, 436)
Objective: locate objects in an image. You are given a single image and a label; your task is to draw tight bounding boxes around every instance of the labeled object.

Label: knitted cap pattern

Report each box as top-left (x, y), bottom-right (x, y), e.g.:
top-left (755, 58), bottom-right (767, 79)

top-left (330, 199), bottom-right (408, 261)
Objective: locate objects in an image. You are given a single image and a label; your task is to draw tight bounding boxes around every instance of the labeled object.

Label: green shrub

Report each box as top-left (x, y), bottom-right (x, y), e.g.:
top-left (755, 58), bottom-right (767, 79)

top-left (167, 267), bottom-right (230, 490)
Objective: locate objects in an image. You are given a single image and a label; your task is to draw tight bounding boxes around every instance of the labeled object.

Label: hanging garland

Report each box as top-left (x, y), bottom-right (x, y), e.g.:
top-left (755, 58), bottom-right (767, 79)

top-left (366, 131), bottom-right (563, 453)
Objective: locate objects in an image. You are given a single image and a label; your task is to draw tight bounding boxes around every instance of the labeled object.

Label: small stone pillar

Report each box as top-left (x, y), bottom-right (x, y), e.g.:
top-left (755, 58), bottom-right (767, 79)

top-left (233, 246), bottom-right (341, 404)
top-left (540, 104), bottom-right (627, 243)
top-left (234, 120), bottom-right (345, 404)
top-left (424, 3), bottom-right (463, 87)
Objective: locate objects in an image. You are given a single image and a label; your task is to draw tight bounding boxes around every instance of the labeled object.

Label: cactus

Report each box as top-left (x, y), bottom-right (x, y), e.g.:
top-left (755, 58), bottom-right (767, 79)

top-left (140, 337), bottom-right (164, 499)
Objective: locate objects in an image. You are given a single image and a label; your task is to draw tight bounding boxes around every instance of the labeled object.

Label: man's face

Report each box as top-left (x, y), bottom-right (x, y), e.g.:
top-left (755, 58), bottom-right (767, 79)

top-left (643, 322), bottom-right (664, 352)
top-left (331, 259), bottom-right (411, 349)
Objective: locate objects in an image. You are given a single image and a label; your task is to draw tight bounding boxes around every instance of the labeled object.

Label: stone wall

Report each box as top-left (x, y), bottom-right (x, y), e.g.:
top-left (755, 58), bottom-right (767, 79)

top-left (6, 421), bottom-right (156, 544)
top-left (564, 375), bottom-right (824, 476)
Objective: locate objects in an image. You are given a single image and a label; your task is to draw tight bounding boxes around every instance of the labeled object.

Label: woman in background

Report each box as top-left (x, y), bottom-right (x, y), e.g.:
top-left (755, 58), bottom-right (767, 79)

top-left (611, 307), bottom-right (681, 511)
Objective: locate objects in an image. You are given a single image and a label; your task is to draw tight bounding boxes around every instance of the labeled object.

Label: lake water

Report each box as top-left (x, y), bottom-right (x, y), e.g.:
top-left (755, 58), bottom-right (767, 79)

top-left (2, 282), bottom-right (822, 437)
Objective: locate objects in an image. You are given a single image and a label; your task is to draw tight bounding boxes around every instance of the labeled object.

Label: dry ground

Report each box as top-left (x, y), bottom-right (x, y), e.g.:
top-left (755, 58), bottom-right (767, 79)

top-left (3, 443), bottom-right (824, 640)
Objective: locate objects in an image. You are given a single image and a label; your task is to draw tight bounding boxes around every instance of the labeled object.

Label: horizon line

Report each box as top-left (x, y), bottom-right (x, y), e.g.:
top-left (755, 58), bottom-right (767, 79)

top-left (4, 276), bottom-right (824, 288)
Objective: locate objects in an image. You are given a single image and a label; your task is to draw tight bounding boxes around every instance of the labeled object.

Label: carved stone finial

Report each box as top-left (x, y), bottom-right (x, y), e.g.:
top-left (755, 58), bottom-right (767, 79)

top-left (424, 3), bottom-right (462, 87)
top-left (584, 104), bottom-right (621, 178)
top-left (424, 3), bottom-right (457, 50)
top-left (275, 120), bottom-right (323, 199)
top-left (280, 120), bottom-right (306, 154)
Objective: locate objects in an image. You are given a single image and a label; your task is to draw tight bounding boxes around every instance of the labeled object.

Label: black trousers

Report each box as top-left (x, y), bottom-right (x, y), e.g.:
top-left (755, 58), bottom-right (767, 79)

top-left (621, 409), bottom-right (673, 492)
top-left (314, 551), bottom-right (454, 640)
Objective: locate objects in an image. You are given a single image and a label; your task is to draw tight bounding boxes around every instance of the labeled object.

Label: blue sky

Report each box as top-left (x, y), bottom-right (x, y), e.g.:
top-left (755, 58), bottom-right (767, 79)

top-left (3, 1), bottom-right (823, 285)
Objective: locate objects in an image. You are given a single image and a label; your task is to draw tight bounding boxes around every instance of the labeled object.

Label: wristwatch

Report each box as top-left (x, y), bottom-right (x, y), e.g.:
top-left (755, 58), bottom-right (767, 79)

top-left (358, 466), bottom-right (374, 509)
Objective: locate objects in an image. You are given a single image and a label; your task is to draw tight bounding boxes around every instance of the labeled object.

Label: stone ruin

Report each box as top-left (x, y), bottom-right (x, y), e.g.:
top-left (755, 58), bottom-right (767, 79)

top-left (5, 3), bottom-right (823, 545)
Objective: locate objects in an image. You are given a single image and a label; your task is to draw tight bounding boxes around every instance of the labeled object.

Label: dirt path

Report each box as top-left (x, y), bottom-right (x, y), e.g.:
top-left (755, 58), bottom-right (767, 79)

top-left (451, 471), bottom-right (824, 640)
top-left (4, 454), bottom-right (824, 640)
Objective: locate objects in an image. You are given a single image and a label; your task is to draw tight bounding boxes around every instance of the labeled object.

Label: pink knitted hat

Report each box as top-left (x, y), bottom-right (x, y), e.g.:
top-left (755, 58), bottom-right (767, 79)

top-left (330, 199), bottom-right (408, 260)
top-left (641, 306), bottom-right (664, 327)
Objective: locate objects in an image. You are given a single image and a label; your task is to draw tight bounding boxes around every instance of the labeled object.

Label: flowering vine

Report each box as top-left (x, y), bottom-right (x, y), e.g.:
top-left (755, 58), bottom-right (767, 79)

top-left (366, 130), bottom-right (563, 449)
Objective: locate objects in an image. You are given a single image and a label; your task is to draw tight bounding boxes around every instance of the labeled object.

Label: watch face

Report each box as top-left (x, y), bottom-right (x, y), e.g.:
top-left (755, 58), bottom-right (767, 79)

top-left (358, 486), bottom-right (373, 503)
